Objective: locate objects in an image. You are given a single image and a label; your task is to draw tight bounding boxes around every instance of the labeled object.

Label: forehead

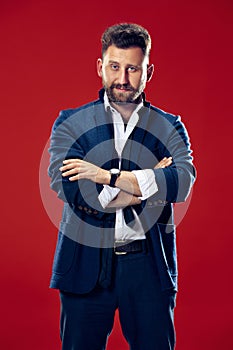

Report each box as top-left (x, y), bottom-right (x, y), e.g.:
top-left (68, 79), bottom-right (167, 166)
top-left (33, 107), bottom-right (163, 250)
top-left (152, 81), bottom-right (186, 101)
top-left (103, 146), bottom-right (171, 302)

top-left (103, 45), bottom-right (147, 66)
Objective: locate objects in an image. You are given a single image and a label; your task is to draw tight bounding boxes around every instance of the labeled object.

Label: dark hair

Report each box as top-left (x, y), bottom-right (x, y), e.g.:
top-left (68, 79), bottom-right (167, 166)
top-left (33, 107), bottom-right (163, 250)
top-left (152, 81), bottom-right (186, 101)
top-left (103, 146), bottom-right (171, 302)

top-left (101, 23), bottom-right (151, 57)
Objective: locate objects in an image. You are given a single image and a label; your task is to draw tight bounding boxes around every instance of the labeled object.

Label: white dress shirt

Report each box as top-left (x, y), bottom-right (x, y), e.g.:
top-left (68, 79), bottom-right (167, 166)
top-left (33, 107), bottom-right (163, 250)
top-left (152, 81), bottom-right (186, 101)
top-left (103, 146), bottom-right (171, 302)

top-left (98, 93), bottom-right (158, 241)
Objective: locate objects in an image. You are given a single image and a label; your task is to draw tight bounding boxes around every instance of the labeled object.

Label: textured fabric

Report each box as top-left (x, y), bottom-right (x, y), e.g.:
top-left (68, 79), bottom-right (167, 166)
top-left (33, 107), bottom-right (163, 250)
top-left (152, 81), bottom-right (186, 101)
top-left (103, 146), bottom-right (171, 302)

top-left (48, 88), bottom-right (196, 294)
top-left (60, 249), bottom-right (176, 350)
top-left (98, 248), bottom-right (114, 288)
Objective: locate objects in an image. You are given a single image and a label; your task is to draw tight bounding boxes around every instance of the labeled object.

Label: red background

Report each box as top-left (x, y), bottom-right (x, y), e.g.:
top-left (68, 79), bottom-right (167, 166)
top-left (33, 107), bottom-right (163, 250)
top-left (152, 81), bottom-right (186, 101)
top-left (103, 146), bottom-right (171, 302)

top-left (1, 0), bottom-right (233, 349)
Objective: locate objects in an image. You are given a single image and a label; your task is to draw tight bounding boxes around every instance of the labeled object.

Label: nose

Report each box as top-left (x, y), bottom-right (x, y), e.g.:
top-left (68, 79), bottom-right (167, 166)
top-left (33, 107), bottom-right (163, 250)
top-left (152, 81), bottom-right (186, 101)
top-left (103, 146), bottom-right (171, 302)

top-left (118, 69), bottom-right (129, 85)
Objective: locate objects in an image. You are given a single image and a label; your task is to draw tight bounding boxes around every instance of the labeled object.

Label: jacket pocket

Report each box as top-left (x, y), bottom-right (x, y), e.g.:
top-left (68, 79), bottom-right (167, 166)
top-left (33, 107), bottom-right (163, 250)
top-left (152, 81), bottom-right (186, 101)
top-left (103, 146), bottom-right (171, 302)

top-left (52, 227), bottom-right (77, 275)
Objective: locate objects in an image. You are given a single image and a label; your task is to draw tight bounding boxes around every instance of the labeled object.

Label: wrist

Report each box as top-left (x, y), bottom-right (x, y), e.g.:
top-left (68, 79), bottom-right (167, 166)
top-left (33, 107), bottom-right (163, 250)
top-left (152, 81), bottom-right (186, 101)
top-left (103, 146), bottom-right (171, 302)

top-left (103, 169), bottom-right (111, 185)
top-left (96, 168), bottom-right (111, 185)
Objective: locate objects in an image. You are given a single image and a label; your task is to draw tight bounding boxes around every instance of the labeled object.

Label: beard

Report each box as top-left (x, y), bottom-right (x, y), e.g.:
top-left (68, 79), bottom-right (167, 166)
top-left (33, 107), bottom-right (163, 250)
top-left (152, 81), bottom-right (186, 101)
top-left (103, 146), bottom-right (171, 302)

top-left (104, 82), bottom-right (144, 104)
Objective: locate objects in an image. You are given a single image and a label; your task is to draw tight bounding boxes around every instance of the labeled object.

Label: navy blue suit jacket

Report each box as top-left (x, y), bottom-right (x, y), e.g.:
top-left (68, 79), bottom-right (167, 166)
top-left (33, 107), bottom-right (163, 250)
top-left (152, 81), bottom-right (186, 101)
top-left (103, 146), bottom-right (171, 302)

top-left (48, 89), bottom-right (196, 294)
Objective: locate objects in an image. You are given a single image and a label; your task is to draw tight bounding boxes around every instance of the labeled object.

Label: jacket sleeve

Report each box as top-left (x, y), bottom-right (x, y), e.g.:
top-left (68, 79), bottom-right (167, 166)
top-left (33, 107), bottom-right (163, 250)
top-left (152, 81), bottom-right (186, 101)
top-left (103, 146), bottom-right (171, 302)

top-left (48, 110), bottom-right (107, 219)
top-left (152, 115), bottom-right (196, 204)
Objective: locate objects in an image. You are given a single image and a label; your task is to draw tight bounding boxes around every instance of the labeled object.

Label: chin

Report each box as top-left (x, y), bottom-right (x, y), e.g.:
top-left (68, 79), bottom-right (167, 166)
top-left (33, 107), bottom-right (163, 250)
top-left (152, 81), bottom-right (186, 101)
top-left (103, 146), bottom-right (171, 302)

top-left (113, 92), bottom-right (135, 103)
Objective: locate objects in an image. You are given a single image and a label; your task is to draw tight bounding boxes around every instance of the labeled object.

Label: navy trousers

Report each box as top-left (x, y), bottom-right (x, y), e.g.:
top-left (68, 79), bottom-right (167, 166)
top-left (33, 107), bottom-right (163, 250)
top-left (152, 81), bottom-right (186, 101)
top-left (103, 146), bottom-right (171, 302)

top-left (59, 249), bottom-right (176, 350)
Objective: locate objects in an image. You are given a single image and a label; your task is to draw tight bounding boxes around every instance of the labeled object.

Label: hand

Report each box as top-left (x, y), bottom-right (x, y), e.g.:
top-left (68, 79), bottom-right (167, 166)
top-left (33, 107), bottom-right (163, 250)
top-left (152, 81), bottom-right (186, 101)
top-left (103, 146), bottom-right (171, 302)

top-left (106, 190), bottom-right (141, 208)
top-left (154, 157), bottom-right (172, 169)
top-left (59, 159), bottom-right (109, 184)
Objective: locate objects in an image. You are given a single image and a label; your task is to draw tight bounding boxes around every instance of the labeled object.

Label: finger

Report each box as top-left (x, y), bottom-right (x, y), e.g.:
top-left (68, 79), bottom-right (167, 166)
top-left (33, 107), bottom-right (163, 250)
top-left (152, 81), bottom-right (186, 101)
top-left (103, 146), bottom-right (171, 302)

top-left (163, 158), bottom-right (172, 165)
top-left (60, 163), bottom-right (80, 171)
top-left (160, 158), bottom-right (172, 167)
top-left (154, 161), bottom-right (166, 169)
top-left (61, 168), bottom-right (79, 177)
top-left (68, 174), bottom-right (80, 181)
top-left (161, 157), bottom-right (172, 163)
top-left (158, 157), bottom-right (167, 164)
top-left (156, 157), bottom-right (168, 165)
top-left (154, 157), bottom-right (172, 169)
top-left (165, 157), bottom-right (172, 165)
top-left (63, 159), bottom-right (82, 164)
top-left (69, 171), bottom-right (90, 181)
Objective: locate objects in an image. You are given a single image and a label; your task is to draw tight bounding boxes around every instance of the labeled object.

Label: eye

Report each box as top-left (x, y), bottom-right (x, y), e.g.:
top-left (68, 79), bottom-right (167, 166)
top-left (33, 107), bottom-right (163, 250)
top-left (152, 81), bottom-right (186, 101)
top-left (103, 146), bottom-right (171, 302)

top-left (127, 66), bottom-right (137, 73)
top-left (110, 64), bottom-right (119, 71)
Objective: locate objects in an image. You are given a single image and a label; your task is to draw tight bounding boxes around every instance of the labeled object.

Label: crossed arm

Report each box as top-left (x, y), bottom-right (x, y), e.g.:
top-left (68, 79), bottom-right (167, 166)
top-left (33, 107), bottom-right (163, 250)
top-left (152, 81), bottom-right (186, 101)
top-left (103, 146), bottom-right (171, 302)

top-left (59, 157), bottom-right (172, 208)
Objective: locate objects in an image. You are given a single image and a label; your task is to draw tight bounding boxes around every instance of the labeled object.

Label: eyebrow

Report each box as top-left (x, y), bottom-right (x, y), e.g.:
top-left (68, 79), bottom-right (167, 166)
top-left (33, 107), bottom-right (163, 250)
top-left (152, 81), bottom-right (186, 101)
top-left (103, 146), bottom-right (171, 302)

top-left (108, 60), bottom-right (141, 68)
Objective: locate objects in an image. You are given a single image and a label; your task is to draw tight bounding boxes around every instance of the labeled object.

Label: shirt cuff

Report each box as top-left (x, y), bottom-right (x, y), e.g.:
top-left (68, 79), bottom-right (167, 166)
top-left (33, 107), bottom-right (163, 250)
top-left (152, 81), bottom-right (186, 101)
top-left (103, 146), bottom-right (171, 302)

top-left (98, 185), bottom-right (120, 209)
top-left (132, 169), bottom-right (158, 200)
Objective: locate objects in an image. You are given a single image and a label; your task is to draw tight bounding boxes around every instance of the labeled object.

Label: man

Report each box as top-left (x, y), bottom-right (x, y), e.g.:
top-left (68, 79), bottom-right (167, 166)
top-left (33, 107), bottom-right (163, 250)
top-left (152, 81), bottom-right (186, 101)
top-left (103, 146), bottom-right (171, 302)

top-left (48, 23), bottom-right (196, 350)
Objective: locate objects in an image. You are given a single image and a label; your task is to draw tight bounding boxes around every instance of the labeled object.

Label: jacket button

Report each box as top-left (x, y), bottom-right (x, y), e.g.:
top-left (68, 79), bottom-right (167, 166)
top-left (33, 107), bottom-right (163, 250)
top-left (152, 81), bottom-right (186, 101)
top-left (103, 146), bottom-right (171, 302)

top-left (78, 205), bottom-right (83, 210)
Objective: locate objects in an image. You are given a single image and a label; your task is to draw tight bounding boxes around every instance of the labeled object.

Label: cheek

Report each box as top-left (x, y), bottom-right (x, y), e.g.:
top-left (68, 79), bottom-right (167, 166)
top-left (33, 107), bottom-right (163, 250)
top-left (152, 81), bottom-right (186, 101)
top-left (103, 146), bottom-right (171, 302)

top-left (102, 70), bottom-right (115, 84)
top-left (130, 74), bottom-right (144, 87)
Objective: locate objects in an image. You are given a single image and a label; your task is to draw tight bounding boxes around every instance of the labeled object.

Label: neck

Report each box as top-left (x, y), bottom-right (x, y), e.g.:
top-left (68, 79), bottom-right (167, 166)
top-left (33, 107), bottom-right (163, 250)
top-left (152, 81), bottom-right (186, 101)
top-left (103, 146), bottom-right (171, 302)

top-left (110, 103), bottom-right (135, 122)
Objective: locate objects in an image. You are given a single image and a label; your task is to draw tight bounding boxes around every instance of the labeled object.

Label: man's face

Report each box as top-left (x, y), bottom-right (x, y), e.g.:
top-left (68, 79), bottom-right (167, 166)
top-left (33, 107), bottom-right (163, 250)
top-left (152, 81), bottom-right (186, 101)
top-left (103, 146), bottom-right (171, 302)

top-left (97, 45), bottom-right (153, 103)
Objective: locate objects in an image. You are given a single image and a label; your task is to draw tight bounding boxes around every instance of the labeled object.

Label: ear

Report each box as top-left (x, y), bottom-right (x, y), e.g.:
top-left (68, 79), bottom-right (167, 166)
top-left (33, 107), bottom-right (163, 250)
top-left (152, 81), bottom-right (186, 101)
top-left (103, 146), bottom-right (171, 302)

top-left (97, 58), bottom-right (103, 77)
top-left (147, 64), bottom-right (154, 82)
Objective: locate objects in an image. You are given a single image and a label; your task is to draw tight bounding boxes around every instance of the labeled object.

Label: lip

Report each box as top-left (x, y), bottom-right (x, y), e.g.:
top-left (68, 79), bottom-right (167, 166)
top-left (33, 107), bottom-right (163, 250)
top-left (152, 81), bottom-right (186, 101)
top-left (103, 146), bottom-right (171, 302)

top-left (115, 87), bottom-right (131, 92)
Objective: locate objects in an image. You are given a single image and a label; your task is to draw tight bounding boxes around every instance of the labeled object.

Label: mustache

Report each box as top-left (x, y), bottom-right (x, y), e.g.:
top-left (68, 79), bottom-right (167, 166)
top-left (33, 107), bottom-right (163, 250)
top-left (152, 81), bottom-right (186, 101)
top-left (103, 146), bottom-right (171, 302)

top-left (110, 84), bottom-right (134, 91)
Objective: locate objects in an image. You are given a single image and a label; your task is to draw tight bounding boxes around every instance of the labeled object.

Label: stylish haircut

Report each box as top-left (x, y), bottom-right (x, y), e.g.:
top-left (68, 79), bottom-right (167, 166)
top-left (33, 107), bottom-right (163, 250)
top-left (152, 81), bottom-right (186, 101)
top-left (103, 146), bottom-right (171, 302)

top-left (101, 23), bottom-right (152, 57)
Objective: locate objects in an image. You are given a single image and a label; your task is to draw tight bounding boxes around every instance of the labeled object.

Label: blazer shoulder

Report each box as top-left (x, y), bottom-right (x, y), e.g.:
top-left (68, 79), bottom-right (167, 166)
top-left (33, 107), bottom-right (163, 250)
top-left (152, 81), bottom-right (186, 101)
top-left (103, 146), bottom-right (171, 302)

top-left (150, 104), bottom-right (180, 125)
top-left (52, 98), bottom-right (101, 131)
top-left (147, 104), bottom-right (190, 147)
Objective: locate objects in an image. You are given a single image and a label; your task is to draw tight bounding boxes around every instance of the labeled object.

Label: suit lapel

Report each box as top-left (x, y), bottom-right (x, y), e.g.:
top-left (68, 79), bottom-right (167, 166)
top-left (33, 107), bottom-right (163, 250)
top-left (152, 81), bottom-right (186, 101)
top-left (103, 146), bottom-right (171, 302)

top-left (93, 100), bottom-right (118, 169)
top-left (121, 105), bottom-right (151, 171)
